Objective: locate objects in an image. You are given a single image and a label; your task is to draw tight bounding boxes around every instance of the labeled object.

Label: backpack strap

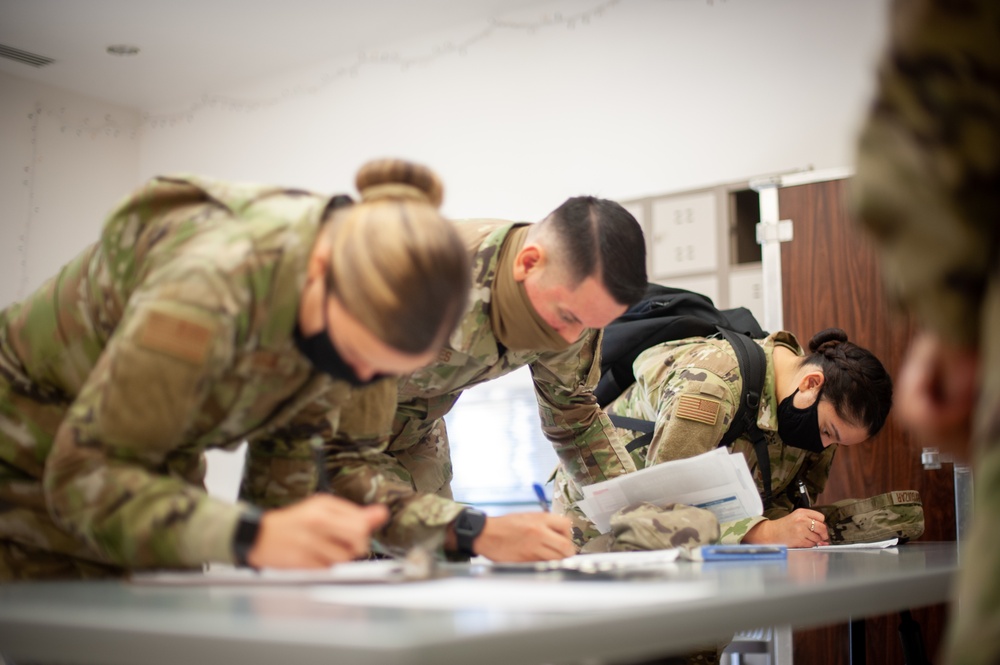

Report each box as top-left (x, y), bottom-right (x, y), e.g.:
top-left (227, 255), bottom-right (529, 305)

top-left (716, 327), bottom-right (772, 507)
top-left (607, 329), bottom-right (773, 507)
top-left (607, 414), bottom-right (654, 453)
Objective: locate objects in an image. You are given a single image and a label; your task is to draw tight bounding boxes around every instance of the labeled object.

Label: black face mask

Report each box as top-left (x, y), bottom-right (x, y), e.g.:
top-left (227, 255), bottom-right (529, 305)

top-left (776, 388), bottom-right (825, 453)
top-left (292, 318), bottom-right (385, 387)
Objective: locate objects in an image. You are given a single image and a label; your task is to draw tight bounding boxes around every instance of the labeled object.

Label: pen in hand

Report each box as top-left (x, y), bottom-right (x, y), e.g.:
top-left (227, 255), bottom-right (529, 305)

top-left (312, 442), bottom-right (331, 493)
top-left (532, 482), bottom-right (551, 512)
top-left (797, 479), bottom-right (812, 508)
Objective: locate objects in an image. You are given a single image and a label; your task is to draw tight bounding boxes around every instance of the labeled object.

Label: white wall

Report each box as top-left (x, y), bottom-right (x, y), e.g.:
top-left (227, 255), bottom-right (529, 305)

top-left (1, 0), bottom-right (891, 501)
top-left (3, 0), bottom-right (891, 303)
top-left (135, 0), bottom-right (890, 222)
top-left (0, 71), bottom-right (140, 308)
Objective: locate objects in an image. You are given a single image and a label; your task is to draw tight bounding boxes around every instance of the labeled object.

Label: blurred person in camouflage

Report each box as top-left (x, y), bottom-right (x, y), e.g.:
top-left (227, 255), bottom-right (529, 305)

top-left (0, 158), bottom-right (471, 579)
top-left (851, 0), bottom-right (1000, 663)
top-left (316, 197), bottom-right (648, 562)
top-left (553, 327), bottom-right (894, 551)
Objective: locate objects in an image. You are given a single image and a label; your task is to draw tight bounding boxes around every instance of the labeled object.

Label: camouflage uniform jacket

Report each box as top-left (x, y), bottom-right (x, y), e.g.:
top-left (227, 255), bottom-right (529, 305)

top-left (324, 220), bottom-right (635, 550)
top-left (554, 331), bottom-right (836, 545)
top-left (852, 0), bottom-right (999, 352)
top-left (852, 1), bottom-right (1000, 663)
top-left (0, 175), bottom-right (395, 574)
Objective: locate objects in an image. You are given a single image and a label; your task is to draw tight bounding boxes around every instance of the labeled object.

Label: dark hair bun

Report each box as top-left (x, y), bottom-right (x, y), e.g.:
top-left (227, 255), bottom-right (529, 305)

top-left (808, 327), bottom-right (849, 354)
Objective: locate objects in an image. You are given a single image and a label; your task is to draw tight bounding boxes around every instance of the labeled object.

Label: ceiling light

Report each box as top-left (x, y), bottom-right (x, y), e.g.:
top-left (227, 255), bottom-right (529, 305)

top-left (106, 44), bottom-right (140, 56)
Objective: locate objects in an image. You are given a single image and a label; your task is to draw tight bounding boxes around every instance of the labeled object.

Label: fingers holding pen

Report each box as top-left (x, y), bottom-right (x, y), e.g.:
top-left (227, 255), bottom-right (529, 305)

top-left (475, 512), bottom-right (577, 562)
top-left (247, 495), bottom-right (389, 569)
top-left (798, 508), bottom-right (829, 547)
top-left (744, 509), bottom-right (829, 548)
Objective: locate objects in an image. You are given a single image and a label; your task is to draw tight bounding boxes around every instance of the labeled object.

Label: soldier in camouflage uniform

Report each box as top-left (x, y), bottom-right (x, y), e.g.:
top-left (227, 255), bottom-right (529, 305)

top-left (554, 328), bottom-right (893, 548)
top-left (317, 198), bottom-right (649, 561)
top-left (851, 0), bottom-right (1000, 663)
top-left (553, 328), bottom-right (892, 665)
top-left (0, 158), bottom-right (471, 579)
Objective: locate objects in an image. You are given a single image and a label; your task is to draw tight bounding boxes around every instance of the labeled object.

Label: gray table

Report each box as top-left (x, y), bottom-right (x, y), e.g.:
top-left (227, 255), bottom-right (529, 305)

top-left (0, 542), bottom-right (958, 665)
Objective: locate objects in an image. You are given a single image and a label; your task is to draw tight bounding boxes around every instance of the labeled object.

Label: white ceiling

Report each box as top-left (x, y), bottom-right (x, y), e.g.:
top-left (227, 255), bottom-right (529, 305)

top-left (0, 0), bottom-right (556, 110)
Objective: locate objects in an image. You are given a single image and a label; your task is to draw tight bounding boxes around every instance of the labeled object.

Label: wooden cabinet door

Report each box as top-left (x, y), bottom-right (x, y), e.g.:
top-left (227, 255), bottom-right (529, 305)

top-left (775, 177), bottom-right (954, 664)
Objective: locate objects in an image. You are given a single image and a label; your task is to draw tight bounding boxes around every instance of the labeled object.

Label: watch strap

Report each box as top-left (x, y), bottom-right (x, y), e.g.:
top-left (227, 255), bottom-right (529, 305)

top-left (232, 506), bottom-right (263, 568)
top-left (454, 507), bottom-right (487, 558)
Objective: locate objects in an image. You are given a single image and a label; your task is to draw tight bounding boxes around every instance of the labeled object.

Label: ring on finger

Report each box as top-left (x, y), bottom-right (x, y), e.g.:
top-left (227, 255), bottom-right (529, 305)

top-left (809, 519), bottom-right (815, 532)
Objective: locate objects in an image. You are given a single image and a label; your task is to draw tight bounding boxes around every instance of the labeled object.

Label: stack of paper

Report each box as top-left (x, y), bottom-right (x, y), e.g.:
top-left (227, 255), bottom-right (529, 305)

top-left (577, 447), bottom-right (763, 533)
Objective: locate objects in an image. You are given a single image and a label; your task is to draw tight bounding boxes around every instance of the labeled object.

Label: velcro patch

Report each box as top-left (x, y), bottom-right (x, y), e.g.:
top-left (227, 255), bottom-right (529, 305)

top-left (676, 394), bottom-right (720, 426)
top-left (137, 311), bottom-right (213, 365)
top-left (890, 490), bottom-right (921, 504)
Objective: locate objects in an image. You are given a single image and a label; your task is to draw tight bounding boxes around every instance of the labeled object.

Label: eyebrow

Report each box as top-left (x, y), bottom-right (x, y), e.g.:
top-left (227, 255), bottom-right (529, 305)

top-left (562, 308), bottom-right (581, 325)
top-left (830, 422), bottom-right (841, 444)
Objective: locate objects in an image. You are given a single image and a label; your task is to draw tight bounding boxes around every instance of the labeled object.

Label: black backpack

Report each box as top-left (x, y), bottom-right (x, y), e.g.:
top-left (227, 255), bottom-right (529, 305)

top-left (597, 284), bottom-right (776, 505)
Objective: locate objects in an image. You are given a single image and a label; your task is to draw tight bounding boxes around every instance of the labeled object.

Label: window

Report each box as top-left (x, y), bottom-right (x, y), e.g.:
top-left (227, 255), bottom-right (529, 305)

top-left (445, 366), bottom-right (559, 515)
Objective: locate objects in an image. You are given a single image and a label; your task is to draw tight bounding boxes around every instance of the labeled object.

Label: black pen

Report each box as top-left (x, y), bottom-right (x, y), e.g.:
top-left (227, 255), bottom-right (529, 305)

top-left (797, 479), bottom-right (812, 508)
top-left (312, 442), bottom-right (331, 493)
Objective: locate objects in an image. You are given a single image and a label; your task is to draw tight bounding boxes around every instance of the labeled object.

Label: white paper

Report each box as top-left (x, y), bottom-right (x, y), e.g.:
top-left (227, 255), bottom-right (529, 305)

top-left (475, 548), bottom-right (680, 573)
top-left (809, 537), bottom-right (898, 551)
top-left (311, 576), bottom-right (712, 612)
top-left (129, 559), bottom-right (406, 586)
top-left (578, 447), bottom-right (764, 533)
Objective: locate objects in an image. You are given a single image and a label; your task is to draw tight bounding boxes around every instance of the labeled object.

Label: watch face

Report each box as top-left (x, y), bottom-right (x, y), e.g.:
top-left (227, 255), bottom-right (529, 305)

top-left (455, 508), bottom-right (487, 557)
top-left (458, 508), bottom-right (486, 535)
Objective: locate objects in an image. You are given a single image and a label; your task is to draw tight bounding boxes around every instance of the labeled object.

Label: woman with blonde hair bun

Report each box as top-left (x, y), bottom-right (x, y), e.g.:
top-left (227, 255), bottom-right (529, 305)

top-left (0, 158), bottom-right (470, 580)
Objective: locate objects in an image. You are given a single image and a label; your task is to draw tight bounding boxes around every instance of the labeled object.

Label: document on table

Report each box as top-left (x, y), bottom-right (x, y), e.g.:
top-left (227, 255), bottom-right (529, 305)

top-left (477, 547), bottom-right (681, 573)
top-left (810, 537), bottom-right (898, 551)
top-left (576, 447), bottom-right (763, 533)
top-left (129, 559), bottom-right (407, 586)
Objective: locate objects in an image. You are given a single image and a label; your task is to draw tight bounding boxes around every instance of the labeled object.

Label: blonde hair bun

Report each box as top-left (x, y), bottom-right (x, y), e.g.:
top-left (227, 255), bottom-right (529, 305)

top-left (356, 158), bottom-right (444, 208)
top-left (324, 157), bottom-right (468, 355)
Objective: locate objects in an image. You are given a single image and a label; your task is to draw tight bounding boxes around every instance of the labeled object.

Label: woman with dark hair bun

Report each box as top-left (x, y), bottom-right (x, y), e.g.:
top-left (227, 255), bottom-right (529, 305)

top-left (553, 326), bottom-right (892, 549)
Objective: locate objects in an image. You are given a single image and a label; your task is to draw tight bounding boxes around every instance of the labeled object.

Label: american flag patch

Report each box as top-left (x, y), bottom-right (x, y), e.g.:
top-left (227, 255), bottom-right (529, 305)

top-left (676, 395), bottom-right (720, 426)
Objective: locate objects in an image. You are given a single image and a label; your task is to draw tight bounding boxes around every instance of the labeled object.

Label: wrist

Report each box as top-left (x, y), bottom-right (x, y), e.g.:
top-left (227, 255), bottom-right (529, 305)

top-left (231, 506), bottom-right (264, 567)
top-left (741, 519), bottom-right (769, 544)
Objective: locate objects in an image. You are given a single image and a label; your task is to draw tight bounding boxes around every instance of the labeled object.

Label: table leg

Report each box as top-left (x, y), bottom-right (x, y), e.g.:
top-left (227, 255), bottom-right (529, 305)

top-left (849, 618), bottom-right (866, 665)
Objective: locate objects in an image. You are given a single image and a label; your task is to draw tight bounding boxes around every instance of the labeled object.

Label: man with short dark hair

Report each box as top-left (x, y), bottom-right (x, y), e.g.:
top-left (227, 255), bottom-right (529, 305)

top-left (315, 196), bottom-right (648, 562)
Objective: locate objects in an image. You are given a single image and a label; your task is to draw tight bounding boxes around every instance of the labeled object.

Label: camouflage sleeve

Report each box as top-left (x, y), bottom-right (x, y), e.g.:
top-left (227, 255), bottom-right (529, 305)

top-left (649, 371), bottom-right (745, 544)
top-left (239, 397), bottom-right (346, 509)
top-left (324, 387), bottom-right (464, 552)
top-left (644, 371), bottom-right (739, 468)
top-left (718, 516), bottom-right (767, 545)
top-left (42, 273), bottom-right (246, 569)
top-left (530, 328), bottom-right (636, 486)
top-left (852, 0), bottom-right (1000, 348)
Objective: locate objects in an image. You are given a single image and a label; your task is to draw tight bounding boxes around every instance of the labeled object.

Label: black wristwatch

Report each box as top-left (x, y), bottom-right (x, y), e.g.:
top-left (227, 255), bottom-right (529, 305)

top-left (453, 507), bottom-right (487, 558)
top-left (232, 507), bottom-right (263, 568)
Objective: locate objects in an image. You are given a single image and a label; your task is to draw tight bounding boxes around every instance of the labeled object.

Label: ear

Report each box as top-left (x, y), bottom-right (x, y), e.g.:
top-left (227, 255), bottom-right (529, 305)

top-left (512, 243), bottom-right (545, 282)
top-left (797, 369), bottom-right (825, 396)
top-left (307, 234), bottom-right (331, 282)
